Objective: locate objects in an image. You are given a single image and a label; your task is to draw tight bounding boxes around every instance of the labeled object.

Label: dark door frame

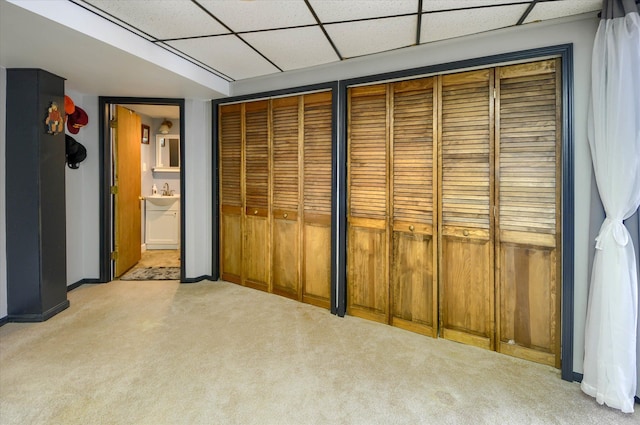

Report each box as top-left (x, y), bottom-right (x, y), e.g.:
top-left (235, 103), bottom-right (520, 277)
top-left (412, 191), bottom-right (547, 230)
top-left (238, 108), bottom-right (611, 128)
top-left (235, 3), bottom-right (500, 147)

top-left (98, 97), bottom-right (186, 282)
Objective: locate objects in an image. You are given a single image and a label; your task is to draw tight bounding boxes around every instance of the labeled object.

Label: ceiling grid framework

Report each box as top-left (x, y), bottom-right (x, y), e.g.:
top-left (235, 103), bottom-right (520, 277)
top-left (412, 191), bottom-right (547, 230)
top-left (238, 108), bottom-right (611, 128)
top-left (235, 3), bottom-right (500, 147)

top-left (80, 0), bottom-right (602, 82)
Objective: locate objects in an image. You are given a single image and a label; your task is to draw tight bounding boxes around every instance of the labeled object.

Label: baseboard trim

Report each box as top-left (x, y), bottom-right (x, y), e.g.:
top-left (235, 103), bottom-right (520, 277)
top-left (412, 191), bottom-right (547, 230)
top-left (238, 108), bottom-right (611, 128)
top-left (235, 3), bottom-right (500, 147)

top-left (67, 280), bottom-right (84, 292)
top-left (182, 275), bottom-right (214, 283)
top-left (67, 278), bottom-right (104, 292)
top-left (0, 316), bottom-right (8, 327)
top-left (7, 299), bottom-right (70, 322)
top-left (82, 278), bottom-right (104, 284)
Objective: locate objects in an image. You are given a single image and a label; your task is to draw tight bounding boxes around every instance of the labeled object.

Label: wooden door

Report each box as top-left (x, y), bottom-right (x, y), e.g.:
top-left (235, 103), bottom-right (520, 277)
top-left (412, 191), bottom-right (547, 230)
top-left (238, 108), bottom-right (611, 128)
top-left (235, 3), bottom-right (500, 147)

top-left (495, 59), bottom-right (561, 367)
top-left (347, 84), bottom-right (389, 323)
top-left (219, 103), bottom-right (243, 284)
top-left (390, 78), bottom-right (438, 337)
top-left (114, 105), bottom-right (141, 277)
top-left (271, 96), bottom-right (300, 300)
top-left (243, 100), bottom-right (270, 291)
top-left (302, 92), bottom-right (333, 309)
top-left (439, 70), bottom-right (495, 350)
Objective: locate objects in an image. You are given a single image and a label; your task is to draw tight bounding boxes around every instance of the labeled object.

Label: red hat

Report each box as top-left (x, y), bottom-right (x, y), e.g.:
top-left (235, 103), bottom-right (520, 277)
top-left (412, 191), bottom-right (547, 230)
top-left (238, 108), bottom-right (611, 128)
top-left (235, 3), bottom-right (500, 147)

top-left (64, 95), bottom-right (75, 115)
top-left (67, 106), bottom-right (88, 134)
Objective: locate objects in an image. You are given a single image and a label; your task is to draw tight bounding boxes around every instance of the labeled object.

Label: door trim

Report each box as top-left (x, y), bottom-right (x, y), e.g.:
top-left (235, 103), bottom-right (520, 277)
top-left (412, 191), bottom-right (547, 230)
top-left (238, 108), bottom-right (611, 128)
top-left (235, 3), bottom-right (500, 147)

top-left (98, 97), bottom-right (186, 283)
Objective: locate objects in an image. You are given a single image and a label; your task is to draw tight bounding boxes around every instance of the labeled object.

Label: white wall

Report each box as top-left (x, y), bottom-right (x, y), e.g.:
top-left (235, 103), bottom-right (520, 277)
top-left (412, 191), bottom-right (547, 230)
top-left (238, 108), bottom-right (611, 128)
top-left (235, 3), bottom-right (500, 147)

top-left (142, 116), bottom-right (181, 247)
top-left (65, 91), bottom-right (100, 284)
top-left (140, 113), bottom-right (154, 199)
top-left (232, 14), bottom-right (599, 374)
top-left (183, 99), bottom-right (212, 278)
top-left (150, 118), bottom-right (181, 194)
top-left (0, 66), bottom-right (7, 318)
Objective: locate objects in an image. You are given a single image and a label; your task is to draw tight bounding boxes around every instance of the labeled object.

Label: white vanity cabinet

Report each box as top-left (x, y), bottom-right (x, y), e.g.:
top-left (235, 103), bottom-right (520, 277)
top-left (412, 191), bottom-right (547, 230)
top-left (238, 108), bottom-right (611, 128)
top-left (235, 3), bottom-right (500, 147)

top-left (145, 197), bottom-right (180, 249)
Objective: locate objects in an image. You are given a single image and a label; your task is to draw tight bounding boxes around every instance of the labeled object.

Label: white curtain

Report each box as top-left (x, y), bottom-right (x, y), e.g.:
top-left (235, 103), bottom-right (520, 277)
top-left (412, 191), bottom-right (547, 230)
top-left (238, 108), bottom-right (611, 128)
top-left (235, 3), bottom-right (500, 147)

top-left (581, 0), bottom-right (640, 413)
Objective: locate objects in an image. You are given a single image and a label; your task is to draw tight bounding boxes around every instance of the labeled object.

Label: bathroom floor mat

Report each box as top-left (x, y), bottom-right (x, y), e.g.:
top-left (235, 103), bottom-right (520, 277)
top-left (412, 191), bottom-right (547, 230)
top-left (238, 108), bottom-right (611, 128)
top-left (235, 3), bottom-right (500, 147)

top-left (120, 267), bottom-right (180, 281)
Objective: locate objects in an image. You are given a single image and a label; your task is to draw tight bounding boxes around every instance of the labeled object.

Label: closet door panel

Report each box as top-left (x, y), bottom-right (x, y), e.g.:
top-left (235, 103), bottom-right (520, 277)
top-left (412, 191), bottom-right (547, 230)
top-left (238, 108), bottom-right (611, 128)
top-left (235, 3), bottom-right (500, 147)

top-left (391, 231), bottom-right (434, 335)
top-left (221, 207), bottom-right (242, 284)
top-left (347, 85), bottom-right (389, 322)
top-left (496, 59), bottom-right (561, 367)
top-left (441, 234), bottom-right (492, 348)
top-left (271, 97), bottom-right (300, 299)
top-left (439, 70), bottom-right (494, 349)
top-left (302, 92), bottom-right (333, 308)
top-left (219, 104), bottom-right (242, 284)
top-left (243, 100), bottom-right (270, 291)
top-left (390, 78), bottom-right (437, 337)
top-left (303, 218), bottom-right (332, 308)
top-left (499, 243), bottom-right (556, 365)
top-left (348, 220), bottom-right (388, 322)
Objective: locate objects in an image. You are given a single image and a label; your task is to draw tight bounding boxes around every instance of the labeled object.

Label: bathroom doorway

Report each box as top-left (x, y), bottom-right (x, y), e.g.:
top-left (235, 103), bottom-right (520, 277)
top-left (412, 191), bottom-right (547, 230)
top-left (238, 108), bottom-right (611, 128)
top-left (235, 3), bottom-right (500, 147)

top-left (98, 97), bottom-right (185, 283)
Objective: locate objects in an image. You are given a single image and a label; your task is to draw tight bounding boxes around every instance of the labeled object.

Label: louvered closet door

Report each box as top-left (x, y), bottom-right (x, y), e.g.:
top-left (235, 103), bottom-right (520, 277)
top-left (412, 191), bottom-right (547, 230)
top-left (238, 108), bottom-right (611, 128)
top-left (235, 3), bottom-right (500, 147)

top-left (219, 103), bottom-right (243, 284)
top-left (271, 96), bottom-right (300, 300)
top-left (495, 59), bottom-right (561, 367)
top-left (244, 100), bottom-right (270, 291)
top-left (347, 84), bottom-right (389, 323)
top-left (302, 92), bottom-right (332, 309)
top-left (390, 78), bottom-right (438, 337)
top-left (439, 70), bottom-right (495, 350)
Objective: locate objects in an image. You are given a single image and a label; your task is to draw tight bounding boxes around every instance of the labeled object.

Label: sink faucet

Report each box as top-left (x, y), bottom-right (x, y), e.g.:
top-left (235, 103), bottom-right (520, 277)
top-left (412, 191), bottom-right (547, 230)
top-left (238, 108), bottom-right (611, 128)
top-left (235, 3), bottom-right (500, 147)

top-left (162, 182), bottom-right (174, 196)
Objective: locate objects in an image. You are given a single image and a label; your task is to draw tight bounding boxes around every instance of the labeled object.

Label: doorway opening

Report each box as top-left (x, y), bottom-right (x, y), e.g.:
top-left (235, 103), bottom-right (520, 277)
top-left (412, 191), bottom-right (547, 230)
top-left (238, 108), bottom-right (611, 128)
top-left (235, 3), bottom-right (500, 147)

top-left (98, 97), bottom-right (185, 283)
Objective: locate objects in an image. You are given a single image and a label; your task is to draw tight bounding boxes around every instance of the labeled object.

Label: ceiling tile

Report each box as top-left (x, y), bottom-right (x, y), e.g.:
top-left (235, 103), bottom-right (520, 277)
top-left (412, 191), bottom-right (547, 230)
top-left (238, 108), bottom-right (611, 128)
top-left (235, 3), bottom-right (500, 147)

top-left (242, 27), bottom-right (339, 71)
top-left (326, 16), bottom-right (416, 58)
top-left (309, 0), bottom-right (418, 22)
top-left (84, 0), bottom-right (229, 39)
top-left (421, 4), bottom-right (528, 43)
top-left (524, 0), bottom-right (602, 24)
top-left (168, 35), bottom-right (280, 80)
top-left (422, 0), bottom-right (526, 12)
top-left (198, 0), bottom-right (315, 32)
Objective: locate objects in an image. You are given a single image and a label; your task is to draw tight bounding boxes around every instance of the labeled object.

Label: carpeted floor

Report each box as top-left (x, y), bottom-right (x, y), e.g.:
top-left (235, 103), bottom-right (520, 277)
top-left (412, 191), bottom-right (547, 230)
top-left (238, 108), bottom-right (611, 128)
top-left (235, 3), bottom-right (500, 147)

top-left (0, 280), bottom-right (637, 424)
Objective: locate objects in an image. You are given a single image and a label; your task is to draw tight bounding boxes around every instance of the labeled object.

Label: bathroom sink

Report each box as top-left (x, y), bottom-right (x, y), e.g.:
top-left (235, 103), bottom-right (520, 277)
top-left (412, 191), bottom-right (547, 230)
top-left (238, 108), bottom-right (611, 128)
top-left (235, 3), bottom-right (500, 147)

top-left (146, 194), bottom-right (180, 206)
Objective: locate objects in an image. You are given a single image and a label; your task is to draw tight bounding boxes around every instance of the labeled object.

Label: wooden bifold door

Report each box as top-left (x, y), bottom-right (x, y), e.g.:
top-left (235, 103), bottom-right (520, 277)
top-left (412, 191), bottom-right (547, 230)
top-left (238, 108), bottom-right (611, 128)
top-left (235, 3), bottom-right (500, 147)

top-left (218, 92), bottom-right (333, 309)
top-left (347, 58), bottom-right (561, 367)
top-left (347, 79), bottom-right (438, 337)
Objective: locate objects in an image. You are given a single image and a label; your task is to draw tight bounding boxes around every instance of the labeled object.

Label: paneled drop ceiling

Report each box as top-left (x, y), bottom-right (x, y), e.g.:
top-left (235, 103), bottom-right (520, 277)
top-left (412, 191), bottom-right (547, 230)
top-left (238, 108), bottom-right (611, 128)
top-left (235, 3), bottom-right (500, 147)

top-left (79, 0), bottom-right (603, 82)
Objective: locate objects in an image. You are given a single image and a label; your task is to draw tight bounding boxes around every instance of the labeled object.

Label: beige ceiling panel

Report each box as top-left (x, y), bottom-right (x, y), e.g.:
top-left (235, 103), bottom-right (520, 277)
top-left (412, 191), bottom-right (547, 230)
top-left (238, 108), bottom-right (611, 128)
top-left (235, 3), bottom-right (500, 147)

top-left (168, 35), bottom-right (279, 81)
top-left (198, 0), bottom-right (316, 32)
top-left (326, 16), bottom-right (416, 58)
top-left (420, 4), bottom-right (527, 43)
top-left (423, 0), bottom-right (523, 12)
top-left (85, 0), bottom-right (229, 39)
top-left (524, 0), bottom-right (602, 24)
top-left (309, 0), bottom-right (418, 22)
top-left (242, 27), bottom-right (339, 71)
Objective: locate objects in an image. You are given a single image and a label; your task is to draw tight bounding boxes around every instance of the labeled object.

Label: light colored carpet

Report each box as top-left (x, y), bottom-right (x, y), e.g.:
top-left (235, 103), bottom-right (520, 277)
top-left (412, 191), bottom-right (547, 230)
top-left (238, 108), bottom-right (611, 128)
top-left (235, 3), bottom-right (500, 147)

top-left (0, 280), bottom-right (637, 425)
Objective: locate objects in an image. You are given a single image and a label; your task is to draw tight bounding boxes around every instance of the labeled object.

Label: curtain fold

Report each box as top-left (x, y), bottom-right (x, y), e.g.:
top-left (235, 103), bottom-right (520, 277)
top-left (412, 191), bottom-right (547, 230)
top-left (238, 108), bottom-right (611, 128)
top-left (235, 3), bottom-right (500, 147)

top-left (581, 0), bottom-right (640, 413)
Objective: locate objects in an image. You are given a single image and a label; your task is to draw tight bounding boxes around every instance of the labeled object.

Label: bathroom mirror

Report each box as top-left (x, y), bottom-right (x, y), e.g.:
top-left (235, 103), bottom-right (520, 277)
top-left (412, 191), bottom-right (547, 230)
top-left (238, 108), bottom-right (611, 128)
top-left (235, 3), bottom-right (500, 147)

top-left (154, 134), bottom-right (180, 172)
